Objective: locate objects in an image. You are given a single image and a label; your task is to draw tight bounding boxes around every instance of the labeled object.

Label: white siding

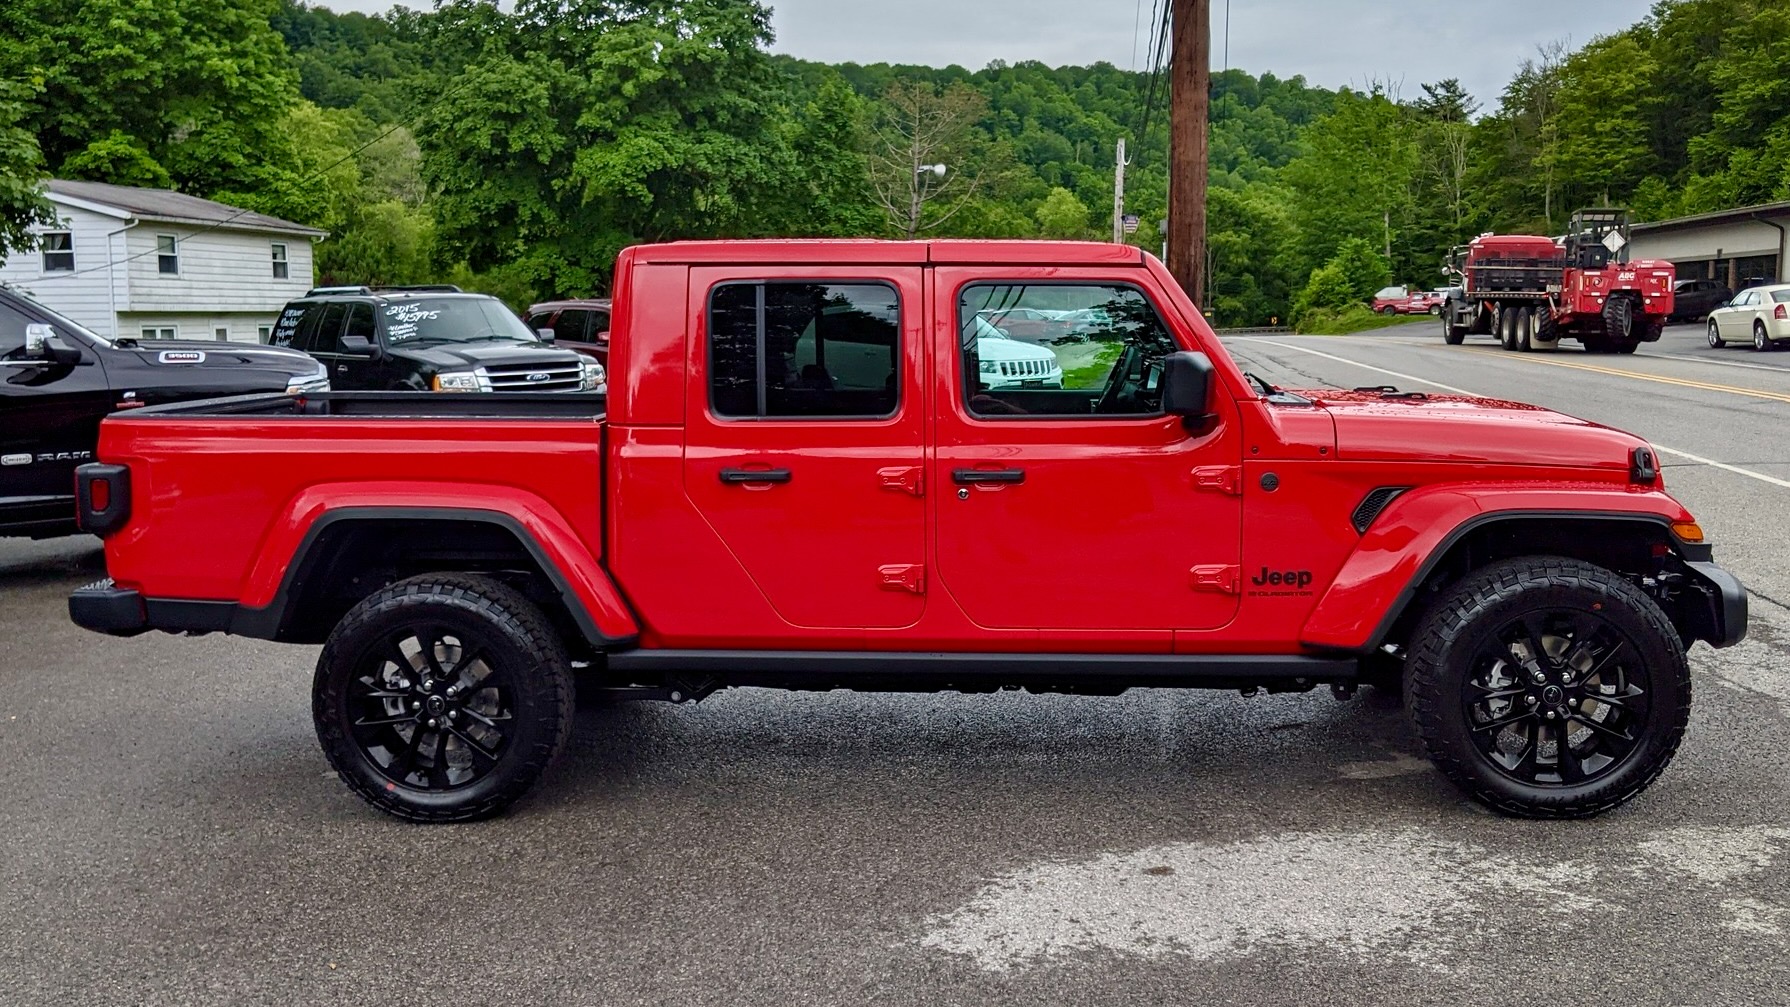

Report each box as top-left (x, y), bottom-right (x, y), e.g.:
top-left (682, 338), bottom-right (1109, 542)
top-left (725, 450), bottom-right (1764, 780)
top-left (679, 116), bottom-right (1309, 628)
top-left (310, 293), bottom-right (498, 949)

top-left (118, 312), bottom-right (283, 344)
top-left (0, 203), bottom-right (131, 338)
top-left (0, 193), bottom-right (319, 342)
top-left (124, 225), bottom-right (315, 313)
top-left (1631, 219), bottom-right (1785, 262)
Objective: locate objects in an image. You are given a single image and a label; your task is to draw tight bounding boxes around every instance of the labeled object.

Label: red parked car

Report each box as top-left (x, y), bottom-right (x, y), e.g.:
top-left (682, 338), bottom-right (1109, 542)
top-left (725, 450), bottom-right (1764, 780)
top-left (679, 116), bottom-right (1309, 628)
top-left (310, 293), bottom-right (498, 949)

top-left (70, 239), bottom-right (1744, 823)
top-left (523, 298), bottom-right (611, 364)
top-left (1371, 286), bottom-right (1446, 315)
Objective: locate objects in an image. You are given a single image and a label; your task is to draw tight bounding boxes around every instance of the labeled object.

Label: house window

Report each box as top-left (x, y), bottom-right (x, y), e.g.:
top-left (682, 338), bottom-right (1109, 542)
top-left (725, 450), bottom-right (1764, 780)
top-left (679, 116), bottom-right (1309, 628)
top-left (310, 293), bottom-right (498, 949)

top-left (141, 326), bottom-right (177, 340)
top-left (214, 326), bottom-right (229, 341)
top-left (156, 235), bottom-right (179, 275)
top-left (271, 242), bottom-right (289, 280)
top-left (41, 231), bottom-right (74, 271)
top-left (257, 325), bottom-right (273, 343)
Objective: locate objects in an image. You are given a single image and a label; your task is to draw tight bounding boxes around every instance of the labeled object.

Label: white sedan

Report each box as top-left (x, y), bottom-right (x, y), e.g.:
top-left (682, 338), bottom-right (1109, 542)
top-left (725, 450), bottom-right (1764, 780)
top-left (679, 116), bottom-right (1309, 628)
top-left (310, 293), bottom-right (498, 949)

top-left (1707, 283), bottom-right (1790, 350)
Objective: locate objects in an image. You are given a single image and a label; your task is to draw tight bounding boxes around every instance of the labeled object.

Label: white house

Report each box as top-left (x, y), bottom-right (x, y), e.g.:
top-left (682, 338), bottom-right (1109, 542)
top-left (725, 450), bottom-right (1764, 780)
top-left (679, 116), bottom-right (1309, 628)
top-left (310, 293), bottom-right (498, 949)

top-left (0, 179), bottom-right (327, 344)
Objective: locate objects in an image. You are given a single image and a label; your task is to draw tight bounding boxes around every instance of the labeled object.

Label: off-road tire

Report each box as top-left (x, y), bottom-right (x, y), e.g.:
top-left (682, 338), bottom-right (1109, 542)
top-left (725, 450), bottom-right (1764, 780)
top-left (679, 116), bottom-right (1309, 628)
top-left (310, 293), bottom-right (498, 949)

top-left (1708, 320), bottom-right (1725, 349)
top-left (1404, 556), bottom-right (1692, 819)
top-left (1602, 293), bottom-right (1636, 345)
top-left (1534, 309), bottom-right (1559, 349)
top-left (313, 573), bottom-right (575, 822)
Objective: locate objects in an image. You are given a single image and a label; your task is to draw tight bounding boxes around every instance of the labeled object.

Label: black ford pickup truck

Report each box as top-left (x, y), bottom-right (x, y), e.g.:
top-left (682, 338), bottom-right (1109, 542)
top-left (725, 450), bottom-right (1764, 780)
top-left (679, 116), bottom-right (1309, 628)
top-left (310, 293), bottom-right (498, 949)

top-left (1, 285), bottom-right (329, 538)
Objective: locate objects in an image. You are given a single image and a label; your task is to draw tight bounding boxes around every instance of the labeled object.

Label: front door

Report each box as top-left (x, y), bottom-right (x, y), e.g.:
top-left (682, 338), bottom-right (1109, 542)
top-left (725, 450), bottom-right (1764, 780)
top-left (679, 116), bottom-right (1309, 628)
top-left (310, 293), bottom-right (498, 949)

top-left (931, 271), bottom-right (1244, 635)
top-left (0, 301), bottom-right (112, 525)
top-left (682, 268), bottom-right (927, 630)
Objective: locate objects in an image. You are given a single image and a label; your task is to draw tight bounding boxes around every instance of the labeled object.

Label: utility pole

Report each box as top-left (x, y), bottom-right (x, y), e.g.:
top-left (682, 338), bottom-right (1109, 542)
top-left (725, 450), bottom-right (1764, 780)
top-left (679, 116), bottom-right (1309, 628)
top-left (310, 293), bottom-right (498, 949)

top-left (1167, 0), bottom-right (1209, 309)
top-left (1111, 138), bottom-right (1127, 244)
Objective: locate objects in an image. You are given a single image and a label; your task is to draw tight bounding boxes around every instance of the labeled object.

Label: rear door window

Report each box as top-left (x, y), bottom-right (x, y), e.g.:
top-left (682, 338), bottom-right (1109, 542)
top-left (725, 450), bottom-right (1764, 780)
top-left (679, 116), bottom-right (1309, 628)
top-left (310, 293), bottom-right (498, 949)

top-left (551, 309), bottom-right (589, 343)
top-left (707, 282), bottom-right (899, 419)
top-left (306, 304), bottom-right (348, 354)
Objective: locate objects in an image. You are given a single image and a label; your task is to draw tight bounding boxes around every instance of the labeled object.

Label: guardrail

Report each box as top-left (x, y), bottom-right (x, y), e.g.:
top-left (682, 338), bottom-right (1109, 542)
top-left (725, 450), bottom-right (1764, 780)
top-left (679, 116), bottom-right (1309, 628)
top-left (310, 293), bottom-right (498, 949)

top-left (1213, 326), bottom-right (1291, 335)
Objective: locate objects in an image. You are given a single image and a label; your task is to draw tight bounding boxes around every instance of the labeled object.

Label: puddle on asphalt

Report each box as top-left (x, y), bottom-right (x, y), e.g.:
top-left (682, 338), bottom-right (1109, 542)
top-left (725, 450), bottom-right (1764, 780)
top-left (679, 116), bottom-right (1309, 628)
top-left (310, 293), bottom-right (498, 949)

top-left (916, 824), bottom-right (1790, 972)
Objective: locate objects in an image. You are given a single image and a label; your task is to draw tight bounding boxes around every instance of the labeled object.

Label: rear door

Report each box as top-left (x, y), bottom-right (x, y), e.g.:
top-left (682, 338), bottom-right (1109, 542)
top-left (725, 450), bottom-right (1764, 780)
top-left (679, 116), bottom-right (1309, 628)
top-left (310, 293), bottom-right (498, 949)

top-left (681, 268), bottom-right (927, 630)
top-left (931, 271), bottom-right (1244, 638)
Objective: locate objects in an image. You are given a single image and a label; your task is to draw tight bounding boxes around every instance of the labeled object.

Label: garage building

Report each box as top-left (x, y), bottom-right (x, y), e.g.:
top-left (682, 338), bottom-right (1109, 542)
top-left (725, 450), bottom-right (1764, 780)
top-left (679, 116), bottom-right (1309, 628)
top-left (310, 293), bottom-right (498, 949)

top-left (1629, 201), bottom-right (1790, 291)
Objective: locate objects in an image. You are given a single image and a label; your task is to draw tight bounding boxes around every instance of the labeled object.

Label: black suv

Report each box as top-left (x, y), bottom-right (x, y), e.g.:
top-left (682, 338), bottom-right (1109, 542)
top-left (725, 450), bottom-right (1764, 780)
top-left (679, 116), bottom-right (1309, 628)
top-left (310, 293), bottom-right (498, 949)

top-left (272, 286), bottom-right (602, 393)
top-left (1, 285), bottom-right (328, 538)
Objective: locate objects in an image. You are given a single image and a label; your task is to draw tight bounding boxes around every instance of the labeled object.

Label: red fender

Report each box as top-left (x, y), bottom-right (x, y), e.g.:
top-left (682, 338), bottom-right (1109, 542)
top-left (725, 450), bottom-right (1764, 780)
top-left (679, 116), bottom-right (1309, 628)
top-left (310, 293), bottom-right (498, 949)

top-left (242, 481), bottom-right (640, 646)
top-left (1300, 483), bottom-right (1695, 652)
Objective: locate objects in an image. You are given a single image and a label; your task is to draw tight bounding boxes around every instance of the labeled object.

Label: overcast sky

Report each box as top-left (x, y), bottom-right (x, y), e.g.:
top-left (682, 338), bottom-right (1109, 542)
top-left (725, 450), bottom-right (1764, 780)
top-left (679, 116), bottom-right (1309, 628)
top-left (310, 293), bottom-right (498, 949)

top-left (323, 0), bottom-right (1654, 108)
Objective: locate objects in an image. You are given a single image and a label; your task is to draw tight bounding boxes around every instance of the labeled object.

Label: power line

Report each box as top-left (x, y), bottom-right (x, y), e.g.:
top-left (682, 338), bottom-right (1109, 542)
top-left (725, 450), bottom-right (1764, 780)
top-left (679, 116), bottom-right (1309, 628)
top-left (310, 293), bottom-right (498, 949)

top-left (1134, 0), bottom-right (1172, 162)
top-left (30, 72), bottom-right (480, 284)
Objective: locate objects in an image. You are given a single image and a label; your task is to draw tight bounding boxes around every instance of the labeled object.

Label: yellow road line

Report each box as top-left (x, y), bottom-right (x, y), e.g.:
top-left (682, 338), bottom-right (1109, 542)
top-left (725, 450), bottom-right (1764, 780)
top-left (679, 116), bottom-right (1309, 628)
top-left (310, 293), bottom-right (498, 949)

top-left (1474, 349), bottom-right (1790, 406)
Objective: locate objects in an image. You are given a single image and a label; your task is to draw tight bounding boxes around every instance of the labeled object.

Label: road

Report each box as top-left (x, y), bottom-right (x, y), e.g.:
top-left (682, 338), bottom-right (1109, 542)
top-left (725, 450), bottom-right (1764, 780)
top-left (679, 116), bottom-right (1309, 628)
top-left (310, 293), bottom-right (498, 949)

top-left (3, 321), bottom-right (1789, 1005)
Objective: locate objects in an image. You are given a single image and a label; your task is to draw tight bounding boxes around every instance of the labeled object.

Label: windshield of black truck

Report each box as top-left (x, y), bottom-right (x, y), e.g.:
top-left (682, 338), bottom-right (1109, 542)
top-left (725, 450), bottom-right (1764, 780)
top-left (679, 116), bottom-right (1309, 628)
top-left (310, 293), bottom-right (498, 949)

top-left (382, 298), bottom-right (540, 346)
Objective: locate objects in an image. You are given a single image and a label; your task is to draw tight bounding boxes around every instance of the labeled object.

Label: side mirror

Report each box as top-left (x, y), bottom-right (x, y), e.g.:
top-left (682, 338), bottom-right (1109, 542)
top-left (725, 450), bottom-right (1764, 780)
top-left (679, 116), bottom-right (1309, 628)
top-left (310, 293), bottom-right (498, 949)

top-left (1161, 350), bottom-right (1214, 419)
top-left (340, 334), bottom-right (375, 354)
top-left (29, 325), bottom-right (84, 366)
top-left (23, 323), bottom-right (53, 358)
top-left (536, 328), bottom-right (557, 344)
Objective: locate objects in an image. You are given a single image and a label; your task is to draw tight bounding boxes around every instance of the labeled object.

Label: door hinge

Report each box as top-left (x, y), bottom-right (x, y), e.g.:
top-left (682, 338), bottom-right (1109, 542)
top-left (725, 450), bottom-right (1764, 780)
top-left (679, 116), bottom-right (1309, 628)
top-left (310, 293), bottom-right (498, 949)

top-left (1191, 465), bottom-right (1242, 496)
top-left (1189, 564), bottom-right (1240, 595)
top-left (878, 563), bottom-right (926, 594)
top-left (878, 465), bottom-right (924, 497)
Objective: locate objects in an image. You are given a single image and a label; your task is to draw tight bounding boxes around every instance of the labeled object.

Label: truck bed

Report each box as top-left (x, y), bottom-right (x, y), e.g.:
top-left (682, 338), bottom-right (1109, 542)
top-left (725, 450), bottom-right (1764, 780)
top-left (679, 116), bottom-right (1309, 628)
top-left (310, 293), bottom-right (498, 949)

top-left (93, 392), bottom-right (608, 607)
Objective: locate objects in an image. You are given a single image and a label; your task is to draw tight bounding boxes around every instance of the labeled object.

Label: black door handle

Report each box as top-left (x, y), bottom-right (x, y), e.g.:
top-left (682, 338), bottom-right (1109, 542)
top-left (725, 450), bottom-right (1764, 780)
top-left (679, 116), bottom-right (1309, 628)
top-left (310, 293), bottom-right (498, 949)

top-left (719, 467), bottom-right (792, 484)
top-left (952, 468), bottom-right (1025, 485)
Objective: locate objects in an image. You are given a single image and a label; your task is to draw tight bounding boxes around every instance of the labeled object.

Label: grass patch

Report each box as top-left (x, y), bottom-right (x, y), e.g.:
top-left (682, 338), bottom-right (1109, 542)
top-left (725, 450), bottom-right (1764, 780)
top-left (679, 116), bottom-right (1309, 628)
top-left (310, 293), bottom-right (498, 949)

top-left (1296, 306), bottom-right (1435, 335)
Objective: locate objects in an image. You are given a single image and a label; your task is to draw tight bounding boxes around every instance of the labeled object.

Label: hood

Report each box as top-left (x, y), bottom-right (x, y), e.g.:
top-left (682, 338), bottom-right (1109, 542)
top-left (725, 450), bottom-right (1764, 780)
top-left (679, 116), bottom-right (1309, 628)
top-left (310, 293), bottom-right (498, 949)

top-left (120, 340), bottom-right (321, 376)
top-left (388, 340), bottom-right (584, 371)
top-left (1294, 388), bottom-right (1645, 472)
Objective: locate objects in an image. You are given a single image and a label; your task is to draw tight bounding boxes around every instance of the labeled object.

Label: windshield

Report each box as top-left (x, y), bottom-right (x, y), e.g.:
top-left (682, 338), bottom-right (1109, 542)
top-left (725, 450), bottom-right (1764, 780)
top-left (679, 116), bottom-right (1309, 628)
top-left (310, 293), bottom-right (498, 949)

top-left (382, 297), bottom-right (540, 346)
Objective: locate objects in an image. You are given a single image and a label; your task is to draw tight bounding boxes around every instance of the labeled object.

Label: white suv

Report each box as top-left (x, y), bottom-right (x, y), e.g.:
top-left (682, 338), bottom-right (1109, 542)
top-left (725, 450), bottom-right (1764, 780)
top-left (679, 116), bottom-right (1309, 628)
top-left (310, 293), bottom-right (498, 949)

top-left (967, 316), bottom-right (1064, 389)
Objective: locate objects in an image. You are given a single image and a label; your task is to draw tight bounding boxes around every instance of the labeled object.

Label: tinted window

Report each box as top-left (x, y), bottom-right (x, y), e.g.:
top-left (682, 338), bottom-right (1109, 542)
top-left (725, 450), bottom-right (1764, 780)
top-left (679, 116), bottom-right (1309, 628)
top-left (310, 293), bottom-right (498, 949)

top-left (343, 303), bottom-right (376, 347)
top-left (550, 309), bottom-right (589, 343)
top-left (271, 303), bottom-right (308, 347)
top-left (959, 284), bottom-right (1178, 418)
top-left (0, 301), bottom-right (30, 360)
top-left (592, 309), bottom-right (611, 333)
top-left (708, 282), bottom-right (899, 419)
top-left (308, 303), bottom-right (348, 353)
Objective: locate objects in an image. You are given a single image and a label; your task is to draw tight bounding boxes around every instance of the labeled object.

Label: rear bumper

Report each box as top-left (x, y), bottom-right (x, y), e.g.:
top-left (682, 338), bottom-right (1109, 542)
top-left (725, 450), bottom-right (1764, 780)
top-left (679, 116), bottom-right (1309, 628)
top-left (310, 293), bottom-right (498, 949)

top-left (1684, 560), bottom-right (1748, 648)
top-left (68, 580), bottom-right (148, 636)
top-left (69, 580), bottom-right (235, 638)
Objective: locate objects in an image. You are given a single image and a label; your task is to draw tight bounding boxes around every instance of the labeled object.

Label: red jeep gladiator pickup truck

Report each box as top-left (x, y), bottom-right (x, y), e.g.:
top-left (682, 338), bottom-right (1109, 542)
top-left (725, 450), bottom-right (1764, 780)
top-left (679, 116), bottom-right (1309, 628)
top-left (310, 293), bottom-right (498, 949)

top-left (69, 240), bottom-right (1745, 822)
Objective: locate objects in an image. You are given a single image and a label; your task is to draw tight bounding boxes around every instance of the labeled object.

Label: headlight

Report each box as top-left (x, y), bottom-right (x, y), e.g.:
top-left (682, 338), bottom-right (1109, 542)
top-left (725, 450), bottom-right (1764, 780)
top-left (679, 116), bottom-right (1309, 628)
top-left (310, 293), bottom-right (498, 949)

top-left (286, 366), bottom-right (330, 395)
top-left (432, 369), bottom-right (487, 392)
top-left (580, 358), bottom-right (607, 392)
top-left (979, 359), bottom-right (998, 374)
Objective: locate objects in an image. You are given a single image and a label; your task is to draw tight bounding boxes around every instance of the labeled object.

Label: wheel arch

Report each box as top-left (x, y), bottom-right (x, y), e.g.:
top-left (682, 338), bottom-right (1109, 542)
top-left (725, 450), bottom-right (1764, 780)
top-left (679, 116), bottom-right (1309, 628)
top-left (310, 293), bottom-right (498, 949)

top-left (1302, 492), bottom-right (1731, 654)
top-left (235, 506), bottom-right (641, 651)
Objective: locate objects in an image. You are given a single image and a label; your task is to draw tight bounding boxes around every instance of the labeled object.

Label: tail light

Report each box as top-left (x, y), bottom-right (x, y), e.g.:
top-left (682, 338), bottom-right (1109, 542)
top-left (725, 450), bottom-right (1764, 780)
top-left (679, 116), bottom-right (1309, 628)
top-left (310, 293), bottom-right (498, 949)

top-left (1775, 304), bottom-right (1786, 320)
top-left (76, 463), bottom-right (131, 537)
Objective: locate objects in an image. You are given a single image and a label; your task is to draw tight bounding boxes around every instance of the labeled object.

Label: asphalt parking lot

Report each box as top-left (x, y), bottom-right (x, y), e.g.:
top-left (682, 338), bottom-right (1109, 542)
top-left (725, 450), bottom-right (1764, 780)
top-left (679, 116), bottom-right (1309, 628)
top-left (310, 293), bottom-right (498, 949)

top-left (4, 320), bottom-right (1790, 1005)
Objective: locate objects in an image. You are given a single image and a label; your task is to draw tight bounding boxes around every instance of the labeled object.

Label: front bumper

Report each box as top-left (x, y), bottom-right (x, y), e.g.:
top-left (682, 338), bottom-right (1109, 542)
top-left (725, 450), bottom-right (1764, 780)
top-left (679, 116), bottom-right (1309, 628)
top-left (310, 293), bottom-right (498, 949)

top-left (1682, 559), bottom-right (1748, 648)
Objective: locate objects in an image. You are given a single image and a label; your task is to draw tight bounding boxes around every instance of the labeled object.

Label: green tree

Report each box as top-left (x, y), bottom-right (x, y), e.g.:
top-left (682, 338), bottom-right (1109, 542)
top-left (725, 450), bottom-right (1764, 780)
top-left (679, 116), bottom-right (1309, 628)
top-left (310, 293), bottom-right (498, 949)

top-left (1281, 87), bottom-right (1419, 273)
top-left (417, 0), bottom-right (799, 297)
top-left (0, 0), bottom-right (300, 197)
top-left (1033, 186), bottom-right (1091, 238)
top-left (0, 78), bottom-right (55, 263)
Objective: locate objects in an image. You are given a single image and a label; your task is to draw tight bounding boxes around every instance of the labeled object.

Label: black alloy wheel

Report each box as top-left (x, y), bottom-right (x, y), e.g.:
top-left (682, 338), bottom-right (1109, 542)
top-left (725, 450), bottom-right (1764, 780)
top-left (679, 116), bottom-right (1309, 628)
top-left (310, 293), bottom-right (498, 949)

top-left (1459, 609), bottom-right (1649, 787)
top-left (1406, 556), bottom-right (1691, 818)
top-left (314, 573), bottom-right (574, 821)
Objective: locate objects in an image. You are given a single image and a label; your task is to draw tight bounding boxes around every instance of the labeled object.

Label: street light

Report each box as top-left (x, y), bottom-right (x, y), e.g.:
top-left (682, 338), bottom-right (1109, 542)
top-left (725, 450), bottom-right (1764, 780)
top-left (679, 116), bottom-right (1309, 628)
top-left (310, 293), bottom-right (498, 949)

top-left (916, 164), bottom-right (947, 178)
